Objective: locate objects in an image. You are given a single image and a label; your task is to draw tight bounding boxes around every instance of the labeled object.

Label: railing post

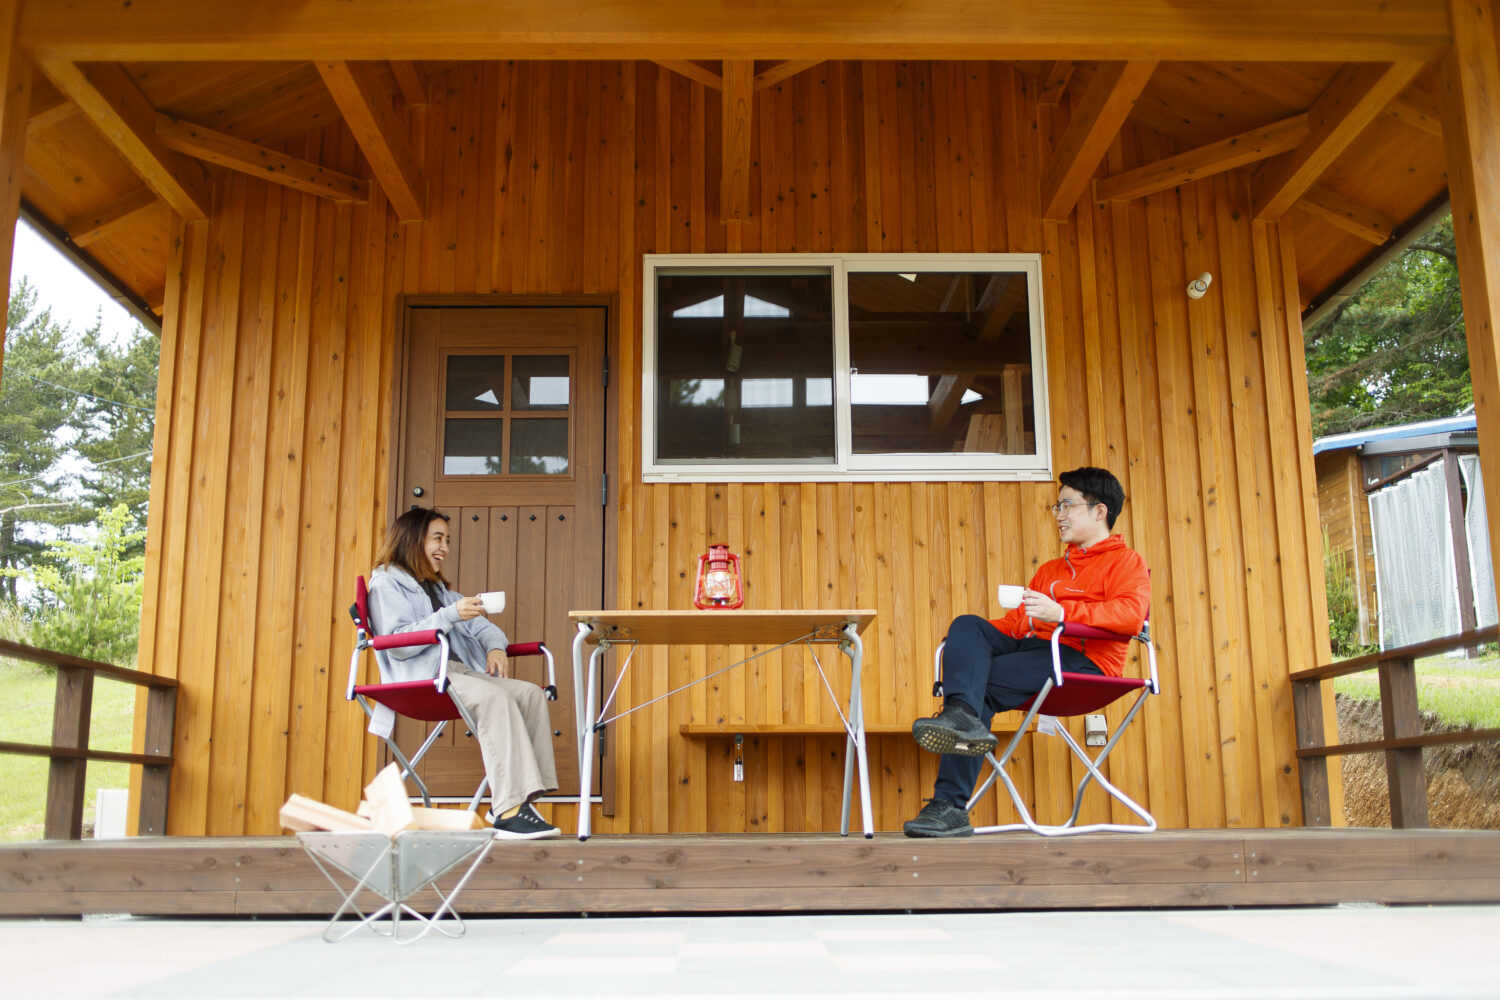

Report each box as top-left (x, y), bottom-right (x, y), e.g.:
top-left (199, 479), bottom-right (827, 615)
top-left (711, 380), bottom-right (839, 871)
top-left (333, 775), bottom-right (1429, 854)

top-left (1292, 677), bottom-right (1332, 826)
top-left (1378, 655), bottom-right (1428, 828)
top-left (44, 665), bottom-right (93, 840)
top-left (138, 685), bottom-right (177, 836)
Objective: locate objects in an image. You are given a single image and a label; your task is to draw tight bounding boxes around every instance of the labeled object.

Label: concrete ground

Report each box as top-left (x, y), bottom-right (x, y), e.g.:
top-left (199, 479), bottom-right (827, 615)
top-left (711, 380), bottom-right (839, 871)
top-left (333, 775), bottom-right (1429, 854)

top-left (3, 904), bottom-right (1497, 999)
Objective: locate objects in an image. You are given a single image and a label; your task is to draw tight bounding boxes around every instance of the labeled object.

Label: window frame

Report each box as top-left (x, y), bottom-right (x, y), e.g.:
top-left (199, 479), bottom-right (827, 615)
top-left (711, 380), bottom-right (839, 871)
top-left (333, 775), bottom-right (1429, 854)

top-left (642, 253), bottom-right (1051, 483)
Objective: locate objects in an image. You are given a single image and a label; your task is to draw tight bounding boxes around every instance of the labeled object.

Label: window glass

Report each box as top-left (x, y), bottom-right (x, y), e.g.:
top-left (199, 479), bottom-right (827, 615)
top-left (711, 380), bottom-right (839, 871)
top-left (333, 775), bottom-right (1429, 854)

top-left (511, 355), bottom-right (570, 411)
top-left (510, 419), bottom-right (569, 474)
top-left (847, 271), bottom-right (1034, 456)
top-left (443, 419), bottom-right (504, 475)
top-left (446, 355), bottom-right (505, 410)
top-left (654, 272), bottom-right (835, 462)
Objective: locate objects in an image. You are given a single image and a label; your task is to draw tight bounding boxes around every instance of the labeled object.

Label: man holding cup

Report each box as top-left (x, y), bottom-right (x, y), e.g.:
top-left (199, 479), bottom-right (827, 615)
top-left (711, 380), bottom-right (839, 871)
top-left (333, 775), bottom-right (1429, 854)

top-left (903, 467), bottom-right (1150, 837)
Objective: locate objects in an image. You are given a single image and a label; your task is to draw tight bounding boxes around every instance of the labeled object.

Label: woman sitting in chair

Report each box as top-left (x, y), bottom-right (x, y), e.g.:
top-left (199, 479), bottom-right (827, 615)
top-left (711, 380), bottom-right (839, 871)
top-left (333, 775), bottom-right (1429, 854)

top-left (367, 506), bottom-right (559, 840)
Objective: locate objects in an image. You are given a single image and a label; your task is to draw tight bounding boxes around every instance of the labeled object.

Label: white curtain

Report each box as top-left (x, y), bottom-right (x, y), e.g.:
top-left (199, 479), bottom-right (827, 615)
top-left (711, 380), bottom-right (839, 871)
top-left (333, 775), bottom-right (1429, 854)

top-left (1369, 460), bottom-right (1461, 649)
top-left (1460, 454), bottom-right (1498, 629)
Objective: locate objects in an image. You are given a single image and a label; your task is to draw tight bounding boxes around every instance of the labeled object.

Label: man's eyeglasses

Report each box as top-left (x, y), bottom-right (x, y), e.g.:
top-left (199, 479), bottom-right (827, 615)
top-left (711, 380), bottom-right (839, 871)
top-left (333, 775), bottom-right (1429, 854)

top-left (1047, 499), bottom-right (1094, 516)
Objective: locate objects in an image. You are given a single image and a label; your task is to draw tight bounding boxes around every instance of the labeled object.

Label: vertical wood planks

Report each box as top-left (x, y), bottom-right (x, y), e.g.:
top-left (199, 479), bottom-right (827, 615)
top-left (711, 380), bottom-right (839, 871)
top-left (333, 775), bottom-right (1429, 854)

top-left (139, 59), bottom-right (1337, 837)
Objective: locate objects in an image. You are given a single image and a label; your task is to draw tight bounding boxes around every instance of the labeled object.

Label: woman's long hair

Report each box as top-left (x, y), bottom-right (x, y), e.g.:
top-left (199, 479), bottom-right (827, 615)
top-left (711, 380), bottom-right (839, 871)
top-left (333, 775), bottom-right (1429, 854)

top-left (373, 507), bottom-right (450, 586)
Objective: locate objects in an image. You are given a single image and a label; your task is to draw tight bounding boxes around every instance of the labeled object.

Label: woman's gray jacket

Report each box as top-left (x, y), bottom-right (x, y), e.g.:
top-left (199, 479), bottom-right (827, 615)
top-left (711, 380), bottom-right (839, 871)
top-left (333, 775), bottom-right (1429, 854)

top-left (366, 564), bottom-right (509, 683)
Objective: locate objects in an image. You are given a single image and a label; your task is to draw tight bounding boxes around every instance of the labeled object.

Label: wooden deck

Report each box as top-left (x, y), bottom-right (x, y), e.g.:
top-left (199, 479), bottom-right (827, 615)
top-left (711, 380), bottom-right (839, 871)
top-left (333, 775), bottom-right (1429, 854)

top-left (4, 828), bottom-right (1499, 916)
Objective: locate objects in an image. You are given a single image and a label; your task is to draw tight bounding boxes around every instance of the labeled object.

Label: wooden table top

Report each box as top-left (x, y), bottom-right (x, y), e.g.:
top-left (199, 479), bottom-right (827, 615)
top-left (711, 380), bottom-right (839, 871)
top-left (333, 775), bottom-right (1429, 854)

top-left (568, 609), bottom-right (876, 646)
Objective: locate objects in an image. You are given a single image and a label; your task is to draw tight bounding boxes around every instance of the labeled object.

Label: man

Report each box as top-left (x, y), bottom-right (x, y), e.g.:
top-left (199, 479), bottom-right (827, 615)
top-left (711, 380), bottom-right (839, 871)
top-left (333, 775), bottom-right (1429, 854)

top-left (903, 466), bottom-right (1150, 838)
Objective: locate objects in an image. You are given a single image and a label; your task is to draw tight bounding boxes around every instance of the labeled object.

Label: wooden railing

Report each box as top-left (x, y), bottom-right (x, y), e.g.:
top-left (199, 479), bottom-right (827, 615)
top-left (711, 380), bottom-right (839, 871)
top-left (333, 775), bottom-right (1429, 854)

top-left (0, 639), bottom-right (177, 839)
top-left (1292, 625), bottom-right (1500, 828)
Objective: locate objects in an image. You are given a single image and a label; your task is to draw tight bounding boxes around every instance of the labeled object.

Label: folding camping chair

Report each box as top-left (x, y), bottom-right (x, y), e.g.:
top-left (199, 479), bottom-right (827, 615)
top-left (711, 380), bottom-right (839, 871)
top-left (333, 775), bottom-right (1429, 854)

top-left (931, 617), bottom-right (1160, 835)
top-left (345, 575), bottom-right (557, 814)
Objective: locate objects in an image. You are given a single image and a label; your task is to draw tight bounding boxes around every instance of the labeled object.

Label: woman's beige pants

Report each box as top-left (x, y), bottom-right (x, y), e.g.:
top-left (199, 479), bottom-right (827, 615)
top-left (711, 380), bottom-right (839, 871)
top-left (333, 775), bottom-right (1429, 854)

top-left (445, 665), bottom-right (558, 815)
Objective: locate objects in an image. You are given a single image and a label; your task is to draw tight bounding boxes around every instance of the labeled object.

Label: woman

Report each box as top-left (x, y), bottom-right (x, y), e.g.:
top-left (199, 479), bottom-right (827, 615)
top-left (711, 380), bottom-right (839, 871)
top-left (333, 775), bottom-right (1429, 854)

top-left (367, 507), bottom-right (559, 839)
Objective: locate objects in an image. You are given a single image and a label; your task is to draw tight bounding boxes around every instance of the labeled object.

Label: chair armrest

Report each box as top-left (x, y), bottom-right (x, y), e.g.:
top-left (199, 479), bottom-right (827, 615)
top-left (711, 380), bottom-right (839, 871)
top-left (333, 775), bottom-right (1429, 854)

top-left (1055, 620), bottom-right (1137, 643)
top-left (506, 641), bottom-right (558, 700)
top-left (372, 629), bottom-right (445, 650)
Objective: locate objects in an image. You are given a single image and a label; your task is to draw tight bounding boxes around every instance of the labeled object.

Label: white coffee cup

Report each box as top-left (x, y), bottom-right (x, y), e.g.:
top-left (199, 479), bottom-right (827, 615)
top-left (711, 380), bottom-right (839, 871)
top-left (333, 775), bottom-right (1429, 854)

top-left (996, 584), bottom-right (1025, 609)
top-left (478, 591), bottom-right (506, 614)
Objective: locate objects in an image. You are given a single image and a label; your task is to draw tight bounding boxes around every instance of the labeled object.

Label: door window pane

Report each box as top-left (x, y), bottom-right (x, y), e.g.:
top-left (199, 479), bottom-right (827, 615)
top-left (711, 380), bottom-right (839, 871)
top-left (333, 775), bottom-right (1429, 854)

top-left (847, 271), bottom-right (1034, 455)
top-left (512, 355), bottom-right (570, 411)
top-left (510, 419), bottom-right (569, 474)
top-left (655, 272), bottom-right (834, 462)
top-left (446, 356), bottom-right (505, 410)
top-left (444, 419), bottom-right (504, 474)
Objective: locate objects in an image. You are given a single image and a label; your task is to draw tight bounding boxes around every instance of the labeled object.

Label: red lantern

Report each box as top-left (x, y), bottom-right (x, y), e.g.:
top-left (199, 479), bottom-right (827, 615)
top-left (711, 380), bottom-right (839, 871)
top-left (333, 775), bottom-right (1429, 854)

top-left (693, 543), bottom-right (744, 609)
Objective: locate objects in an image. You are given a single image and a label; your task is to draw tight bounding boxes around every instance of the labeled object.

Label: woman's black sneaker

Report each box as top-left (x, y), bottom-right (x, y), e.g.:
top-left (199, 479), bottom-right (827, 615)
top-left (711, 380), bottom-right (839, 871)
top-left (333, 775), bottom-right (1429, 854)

top-left (902, 799), bottom-right (974, 837)
top-left (912, 702), bottom-right (997, 756)
top-left (492, 802), bottom-right (560, 840)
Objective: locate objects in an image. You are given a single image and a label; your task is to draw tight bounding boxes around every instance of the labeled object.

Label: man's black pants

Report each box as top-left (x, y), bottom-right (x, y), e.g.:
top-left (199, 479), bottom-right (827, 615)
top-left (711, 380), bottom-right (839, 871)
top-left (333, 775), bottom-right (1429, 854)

top-left (932, 614), bottom-right (1101, 808)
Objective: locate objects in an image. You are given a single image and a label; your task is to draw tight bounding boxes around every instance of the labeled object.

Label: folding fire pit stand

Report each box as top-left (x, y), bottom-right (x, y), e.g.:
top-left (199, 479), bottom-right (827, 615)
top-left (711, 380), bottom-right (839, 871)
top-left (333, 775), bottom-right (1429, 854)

top-left (297, 829), bottom-right (496, 943)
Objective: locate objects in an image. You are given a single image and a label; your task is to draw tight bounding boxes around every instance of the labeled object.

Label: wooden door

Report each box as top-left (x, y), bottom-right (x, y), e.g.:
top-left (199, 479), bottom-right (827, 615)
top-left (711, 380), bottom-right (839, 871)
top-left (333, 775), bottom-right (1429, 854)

top-left (393, 305), bottom-right (606, 799)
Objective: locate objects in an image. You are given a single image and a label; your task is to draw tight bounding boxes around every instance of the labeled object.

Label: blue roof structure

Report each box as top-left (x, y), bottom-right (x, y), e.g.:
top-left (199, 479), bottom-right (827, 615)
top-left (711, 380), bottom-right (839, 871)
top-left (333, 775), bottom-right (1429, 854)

top-left (1311, 413), bottom-right (1478, 456)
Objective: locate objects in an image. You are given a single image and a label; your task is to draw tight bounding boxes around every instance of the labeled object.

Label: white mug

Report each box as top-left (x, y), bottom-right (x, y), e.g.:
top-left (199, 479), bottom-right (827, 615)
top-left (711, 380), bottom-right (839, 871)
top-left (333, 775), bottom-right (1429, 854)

top-left (478, 591), bottom-right (506, 614)
top-left (996, 584), bottom-right (1025, 609)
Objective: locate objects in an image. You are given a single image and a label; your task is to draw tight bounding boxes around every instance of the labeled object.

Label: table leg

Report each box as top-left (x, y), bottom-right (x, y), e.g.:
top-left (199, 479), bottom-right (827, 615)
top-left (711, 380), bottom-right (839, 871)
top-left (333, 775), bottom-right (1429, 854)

top-left (841, 625), bottom-right (873, 838)
top-left (572, 624), bottom-right (594, 840)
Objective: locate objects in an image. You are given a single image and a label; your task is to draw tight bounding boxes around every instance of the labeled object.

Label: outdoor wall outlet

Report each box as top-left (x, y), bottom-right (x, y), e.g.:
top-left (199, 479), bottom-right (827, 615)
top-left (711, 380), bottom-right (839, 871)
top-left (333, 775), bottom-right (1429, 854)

top-left (1085, 714), bottom-right (1108, 747)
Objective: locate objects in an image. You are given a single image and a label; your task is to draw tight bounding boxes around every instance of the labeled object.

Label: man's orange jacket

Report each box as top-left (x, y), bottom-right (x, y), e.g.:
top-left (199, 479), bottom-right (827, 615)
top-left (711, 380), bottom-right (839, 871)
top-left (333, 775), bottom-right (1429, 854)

top-left (988, 534), bottom-right (1150, 677)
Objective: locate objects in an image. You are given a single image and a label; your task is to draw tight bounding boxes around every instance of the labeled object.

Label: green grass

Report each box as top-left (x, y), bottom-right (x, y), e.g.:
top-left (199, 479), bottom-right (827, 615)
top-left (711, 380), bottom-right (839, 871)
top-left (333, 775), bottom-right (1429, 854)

top-left (1333, 654), bottom-right (1500, 730)
top-left (0, 656), bottom-right (138, 842)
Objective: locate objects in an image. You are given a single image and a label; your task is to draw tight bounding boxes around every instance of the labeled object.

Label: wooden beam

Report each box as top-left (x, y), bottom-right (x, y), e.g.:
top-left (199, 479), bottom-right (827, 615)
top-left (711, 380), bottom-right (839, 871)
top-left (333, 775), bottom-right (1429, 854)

top-left (1443, 0), bottom-right (1500, 618)
top-left (18, 2), bottom-right (1451, 62)
top-left (316, 60), bottom-right (423, 221)
top-left (1041, 60), bottom-right (1156, 221)
top-left (1387, 86), bottom-right (1443, 136)
top-left (156, 113), bottom-right (368, 202)
top-left (0, 0), bottom-right (29, 347)
top-left (1295, 184), bottom-right (1395, 244)
top-left (37, 60), bottom-right (210, 220)
top-left (721, 60), bottom-right (752, 222)
top-left (143, 284), bottom-right (165, 314)
top-left (1094, 114), bottom-right (1308, 203)
top-left (25, 79), bottom-right (74, 134)
top-left (1037, 60), bottom-right (1074, 107)
top-left (753, 59), bottom-right (821, 91)
top-left (65, 185), bottom-right (159, 246)
top-left (1253, 60), bottom-right (1424, 221)
top-left (388, 60), bottom-right (428, 108)
top-left (654, 60), bottom-right (722, 90)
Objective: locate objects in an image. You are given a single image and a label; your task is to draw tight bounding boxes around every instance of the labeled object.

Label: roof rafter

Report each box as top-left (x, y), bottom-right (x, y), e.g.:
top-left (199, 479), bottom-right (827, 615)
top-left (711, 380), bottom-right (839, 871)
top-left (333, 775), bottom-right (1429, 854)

top-left (1252, 60), bottom-right (1424, 221)
top-left (156, 113), bottom-right (368, 203)
top-left (316, 60), bottom-right (423, 221)
top-left (1095, 114), bottom-right (1308, 203)
top-left (1296, 184), bottom-right (1396, 244)
top-left (37, 60), bottom-right (211, 220)
top-left (1041, 60), bottom-right (1156, 221)
top-left (65, 185), bottom-right (159, 246)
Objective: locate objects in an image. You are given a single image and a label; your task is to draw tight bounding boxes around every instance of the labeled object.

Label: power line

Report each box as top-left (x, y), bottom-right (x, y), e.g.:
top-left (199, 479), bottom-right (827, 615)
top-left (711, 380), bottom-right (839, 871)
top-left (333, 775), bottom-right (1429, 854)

top-left (0, 449), bottom-right (152, 492)
top-left (0, 366), bottom-right (155, 413)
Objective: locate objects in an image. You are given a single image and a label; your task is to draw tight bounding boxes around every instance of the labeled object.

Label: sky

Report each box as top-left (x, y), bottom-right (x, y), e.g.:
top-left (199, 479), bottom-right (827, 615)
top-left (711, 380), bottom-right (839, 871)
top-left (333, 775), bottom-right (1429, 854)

top-left (10, 218), bottom-right (146, 345)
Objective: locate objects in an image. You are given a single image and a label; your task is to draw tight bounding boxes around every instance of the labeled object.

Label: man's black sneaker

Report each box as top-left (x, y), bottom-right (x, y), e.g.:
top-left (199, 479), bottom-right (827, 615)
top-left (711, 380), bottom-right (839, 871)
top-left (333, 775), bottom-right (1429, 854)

top-left (492, 802), bottom-right (560, 840)
top-left (912, 702), bottom-right (997, 756)
top-left (902, 798), bottom-right (974, 838)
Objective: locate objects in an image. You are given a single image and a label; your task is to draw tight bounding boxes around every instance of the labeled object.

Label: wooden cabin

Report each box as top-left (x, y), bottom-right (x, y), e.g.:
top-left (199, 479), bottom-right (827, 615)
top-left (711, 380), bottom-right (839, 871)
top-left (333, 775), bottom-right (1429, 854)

top-left (3, 1), bottom-right (1498, 840)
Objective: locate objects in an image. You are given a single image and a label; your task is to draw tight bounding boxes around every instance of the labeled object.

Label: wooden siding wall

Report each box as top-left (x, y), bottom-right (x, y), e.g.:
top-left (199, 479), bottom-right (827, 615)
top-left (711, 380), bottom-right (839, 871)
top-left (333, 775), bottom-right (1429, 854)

top-left (134, 60), bottom-right (1334, 835)
top-left (1316, 451), bottom-right (1378, 645)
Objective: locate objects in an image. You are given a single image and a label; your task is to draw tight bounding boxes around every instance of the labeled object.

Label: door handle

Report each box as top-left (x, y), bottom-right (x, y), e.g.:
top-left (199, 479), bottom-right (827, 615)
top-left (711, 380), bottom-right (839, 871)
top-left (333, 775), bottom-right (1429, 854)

top-left (411, 486), bottom-right (425, 497)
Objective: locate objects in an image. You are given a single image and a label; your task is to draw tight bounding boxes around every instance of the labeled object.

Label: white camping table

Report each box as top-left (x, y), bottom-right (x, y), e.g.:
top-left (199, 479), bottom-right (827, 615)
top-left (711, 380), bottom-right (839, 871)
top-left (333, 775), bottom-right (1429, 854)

top-left (568, 609), bottom-right (877, 840)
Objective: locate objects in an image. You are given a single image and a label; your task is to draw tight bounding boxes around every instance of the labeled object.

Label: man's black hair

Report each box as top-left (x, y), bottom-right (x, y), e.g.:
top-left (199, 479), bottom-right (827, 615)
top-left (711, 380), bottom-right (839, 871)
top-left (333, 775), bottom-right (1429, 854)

top-left (1058, 466), bottom-right (1125, 529)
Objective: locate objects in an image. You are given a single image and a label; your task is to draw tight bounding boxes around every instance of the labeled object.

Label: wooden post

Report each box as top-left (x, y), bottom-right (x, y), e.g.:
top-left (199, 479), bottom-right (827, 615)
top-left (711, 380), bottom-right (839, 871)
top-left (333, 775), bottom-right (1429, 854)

top-left (1443, 0), bottom-right (1500, 613)
top-left (1377, 656), bottom-right (1428, 828)
top-left (0, 0), bottom-right (32, 362)
top-left (44, 665), bottom-right (94, 840)
top-left (1442, 449), bottom-right (1479, 653)
top-left (1292, 678), bottom-right (1332, 826)
top-left (137, 684), bottom-right (177, 836)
